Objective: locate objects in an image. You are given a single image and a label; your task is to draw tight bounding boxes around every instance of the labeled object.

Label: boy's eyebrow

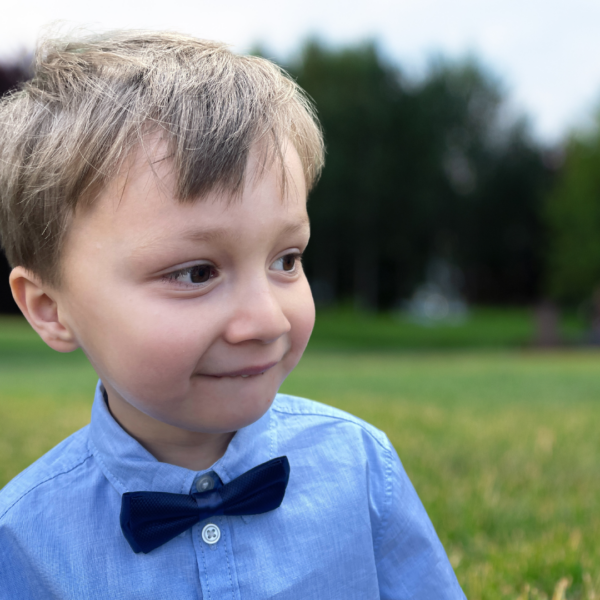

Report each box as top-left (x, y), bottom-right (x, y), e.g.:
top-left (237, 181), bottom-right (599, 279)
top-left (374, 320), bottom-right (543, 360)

top-left (132, 218), bottom-right (311, 255)
top-left (179, 218), bottom-right (310, 244)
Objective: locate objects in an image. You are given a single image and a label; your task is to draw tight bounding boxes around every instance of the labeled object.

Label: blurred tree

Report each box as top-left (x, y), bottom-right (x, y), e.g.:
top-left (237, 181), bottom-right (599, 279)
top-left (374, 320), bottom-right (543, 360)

top-left (289, 41), bottom-right (407, 309)
top-left (0, 59), bottom-right (31, 314)
top-left (288, 43), bottom-right (550, 309)
top-left (395, 58), bottom-right (549, 305)
top-left (545, 118), bottom-right (600, 305)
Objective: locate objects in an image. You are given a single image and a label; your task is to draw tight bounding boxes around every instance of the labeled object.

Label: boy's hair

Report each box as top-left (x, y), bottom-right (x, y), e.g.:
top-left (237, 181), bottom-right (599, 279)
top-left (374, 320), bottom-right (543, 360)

top-left (0, 31), bottom-right (324, 286)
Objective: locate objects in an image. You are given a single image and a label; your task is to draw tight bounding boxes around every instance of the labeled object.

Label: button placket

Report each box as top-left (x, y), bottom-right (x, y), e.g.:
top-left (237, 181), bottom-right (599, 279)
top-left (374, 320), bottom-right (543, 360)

top-left (194, 517), bottom-right (241, 600)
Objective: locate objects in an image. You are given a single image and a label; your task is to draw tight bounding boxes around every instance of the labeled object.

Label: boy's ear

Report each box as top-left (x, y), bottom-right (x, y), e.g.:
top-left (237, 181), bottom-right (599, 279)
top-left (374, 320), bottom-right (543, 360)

top-left (9, 266), bottom-right (79, 353)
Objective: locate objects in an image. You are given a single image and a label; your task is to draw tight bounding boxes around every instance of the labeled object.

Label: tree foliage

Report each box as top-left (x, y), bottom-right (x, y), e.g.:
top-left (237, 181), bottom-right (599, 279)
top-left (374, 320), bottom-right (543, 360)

top-left (545, 118), bottom-right (600, 304)
top-left (287, 41), bottom-right (550, 309)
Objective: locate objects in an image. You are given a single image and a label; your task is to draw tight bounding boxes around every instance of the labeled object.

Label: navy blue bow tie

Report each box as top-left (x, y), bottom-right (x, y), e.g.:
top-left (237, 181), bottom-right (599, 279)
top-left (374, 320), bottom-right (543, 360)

top-left (120, 456), bottom-right (290, 554)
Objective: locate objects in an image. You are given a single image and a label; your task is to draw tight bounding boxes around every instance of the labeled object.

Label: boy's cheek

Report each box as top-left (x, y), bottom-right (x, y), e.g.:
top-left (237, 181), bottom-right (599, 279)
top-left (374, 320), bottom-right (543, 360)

top-left (80, 317), bottom-right (202, 397)
top-left (289, 289), bottom-right (316, 357)
top-left (299, 281), bottom-right (317, 333)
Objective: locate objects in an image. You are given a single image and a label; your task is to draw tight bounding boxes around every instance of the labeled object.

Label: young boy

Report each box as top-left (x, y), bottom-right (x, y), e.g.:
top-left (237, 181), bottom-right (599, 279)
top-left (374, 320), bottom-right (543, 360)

top-left (0, 31), bottom-right (465, 598)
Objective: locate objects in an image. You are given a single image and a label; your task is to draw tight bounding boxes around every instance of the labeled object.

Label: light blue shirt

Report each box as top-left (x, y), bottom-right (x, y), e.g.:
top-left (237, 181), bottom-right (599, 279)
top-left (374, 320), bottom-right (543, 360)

top-left (0, 382), bottom-right (465, 599)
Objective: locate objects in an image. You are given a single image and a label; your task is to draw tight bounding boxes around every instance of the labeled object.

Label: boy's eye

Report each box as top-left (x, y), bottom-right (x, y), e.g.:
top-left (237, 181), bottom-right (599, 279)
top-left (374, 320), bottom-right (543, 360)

top-left (166, 264), bottom-right (217, 285)
top-left (188, 265), bottom-right (213, 283)
top-left (272, 253), bottom-right (301, 272)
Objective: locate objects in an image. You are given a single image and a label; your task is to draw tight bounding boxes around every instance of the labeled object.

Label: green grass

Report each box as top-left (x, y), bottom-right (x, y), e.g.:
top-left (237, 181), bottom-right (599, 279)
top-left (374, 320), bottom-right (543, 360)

top-left (308, 306), bottom-right (586, 350)
top-left (1, 314), bottom-right (599, 599)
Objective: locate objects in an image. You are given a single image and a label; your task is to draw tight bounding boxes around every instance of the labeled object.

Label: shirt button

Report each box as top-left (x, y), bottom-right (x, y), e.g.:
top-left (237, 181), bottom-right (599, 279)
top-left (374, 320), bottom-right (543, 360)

top-left (202, 523), bottom-right (221, 545)
top-left (195, 474), bottom-right (216, 492)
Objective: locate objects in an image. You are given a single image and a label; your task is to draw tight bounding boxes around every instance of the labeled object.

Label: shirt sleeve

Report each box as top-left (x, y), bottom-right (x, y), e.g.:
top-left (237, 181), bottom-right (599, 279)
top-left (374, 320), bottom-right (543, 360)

top-left (371, 436), bottom-right (467, 600)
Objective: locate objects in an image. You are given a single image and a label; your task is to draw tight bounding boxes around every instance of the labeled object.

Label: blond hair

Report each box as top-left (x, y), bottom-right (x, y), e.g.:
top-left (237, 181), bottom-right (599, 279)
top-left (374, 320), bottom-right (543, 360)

top-left (0, 31), bottom-right (324, 285)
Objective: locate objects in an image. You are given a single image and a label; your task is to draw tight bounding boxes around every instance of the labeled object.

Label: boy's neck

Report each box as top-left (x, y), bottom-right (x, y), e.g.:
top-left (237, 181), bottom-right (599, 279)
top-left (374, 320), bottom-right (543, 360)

top-left (104, 387), bottom-right (235, 472)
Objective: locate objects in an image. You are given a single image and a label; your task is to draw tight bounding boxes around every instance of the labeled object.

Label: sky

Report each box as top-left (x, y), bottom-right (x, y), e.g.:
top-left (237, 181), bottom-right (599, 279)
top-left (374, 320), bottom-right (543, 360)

top-left (1, 0), bottom-right (599, 145)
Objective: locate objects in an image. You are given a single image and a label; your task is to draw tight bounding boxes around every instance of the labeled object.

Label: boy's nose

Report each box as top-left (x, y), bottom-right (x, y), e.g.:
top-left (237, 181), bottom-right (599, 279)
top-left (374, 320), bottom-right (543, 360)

top-left (223, 280), bottom-right (291, 345)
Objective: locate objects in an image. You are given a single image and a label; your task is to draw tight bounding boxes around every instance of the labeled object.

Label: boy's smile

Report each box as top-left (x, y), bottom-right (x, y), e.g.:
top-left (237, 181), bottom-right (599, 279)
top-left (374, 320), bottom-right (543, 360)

top-left (46, 141), bottom-right (315, 469)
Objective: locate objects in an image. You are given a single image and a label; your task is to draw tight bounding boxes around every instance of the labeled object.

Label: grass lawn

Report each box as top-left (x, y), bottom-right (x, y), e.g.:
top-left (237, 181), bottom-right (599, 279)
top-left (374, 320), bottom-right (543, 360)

top-left (1, 314), bottom-right (599, 599)
top-left (308, 306), bottom-right (586, 351)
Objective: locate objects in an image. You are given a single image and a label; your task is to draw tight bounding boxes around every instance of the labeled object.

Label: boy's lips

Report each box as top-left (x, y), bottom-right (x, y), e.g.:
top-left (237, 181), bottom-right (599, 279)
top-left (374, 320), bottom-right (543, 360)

top-left (203, 361), bottom-right (279, 379)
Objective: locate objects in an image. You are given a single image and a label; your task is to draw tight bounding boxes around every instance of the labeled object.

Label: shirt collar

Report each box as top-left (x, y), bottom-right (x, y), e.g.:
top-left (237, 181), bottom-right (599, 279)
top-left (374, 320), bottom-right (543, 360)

top-left (88, 380), bottom-right (276, 496)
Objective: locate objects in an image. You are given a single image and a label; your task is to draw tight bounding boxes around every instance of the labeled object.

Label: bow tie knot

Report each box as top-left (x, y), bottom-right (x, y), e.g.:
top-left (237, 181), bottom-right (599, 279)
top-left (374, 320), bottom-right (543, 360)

top-left (120, 456), bottom-right (290, 554)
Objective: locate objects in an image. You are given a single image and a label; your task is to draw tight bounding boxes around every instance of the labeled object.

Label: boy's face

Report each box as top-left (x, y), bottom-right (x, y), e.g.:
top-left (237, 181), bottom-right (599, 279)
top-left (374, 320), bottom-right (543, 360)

top-left (54, 141), bottom-right (314, 441)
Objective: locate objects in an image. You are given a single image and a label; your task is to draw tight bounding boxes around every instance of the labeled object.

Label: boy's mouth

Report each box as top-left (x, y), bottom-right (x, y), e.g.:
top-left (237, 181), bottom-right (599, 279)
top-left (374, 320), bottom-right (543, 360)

top-left (203, 361), bottom-right (278, 379)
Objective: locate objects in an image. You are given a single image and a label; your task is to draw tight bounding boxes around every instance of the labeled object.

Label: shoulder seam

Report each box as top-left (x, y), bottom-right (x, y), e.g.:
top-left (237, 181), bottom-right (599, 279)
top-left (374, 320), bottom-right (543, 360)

top-left (272, 403), bottom-right (388, 452)
top-left (0, 453), bottom-right (94, 522)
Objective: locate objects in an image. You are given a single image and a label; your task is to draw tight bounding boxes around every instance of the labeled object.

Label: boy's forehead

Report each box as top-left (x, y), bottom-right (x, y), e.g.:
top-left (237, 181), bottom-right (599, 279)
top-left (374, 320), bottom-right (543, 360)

top-left (106, 136), bottom-right (304, 211)
top-left (75, 137), bottom-right (309, 251)
top-left (109, 137), bottom-right (175, 204)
